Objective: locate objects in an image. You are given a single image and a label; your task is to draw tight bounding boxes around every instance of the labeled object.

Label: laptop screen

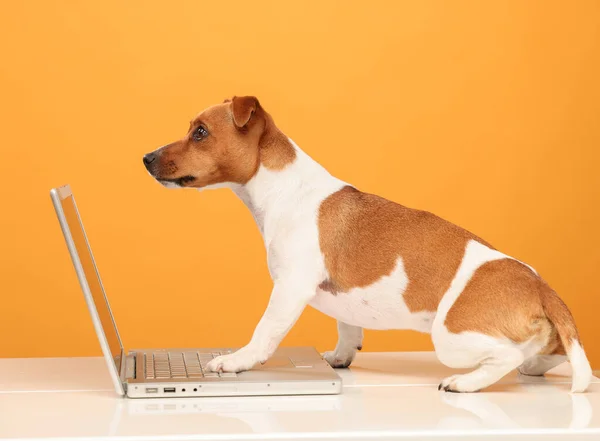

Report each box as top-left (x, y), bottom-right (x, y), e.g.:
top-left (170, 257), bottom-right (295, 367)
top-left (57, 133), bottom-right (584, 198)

top-left (58, 192), bottom-right (123, 374)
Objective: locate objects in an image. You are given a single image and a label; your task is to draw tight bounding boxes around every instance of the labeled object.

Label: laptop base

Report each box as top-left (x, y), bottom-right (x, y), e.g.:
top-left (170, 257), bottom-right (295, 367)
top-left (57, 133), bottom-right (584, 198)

top-left (125, 346), bottom-right (342, 398)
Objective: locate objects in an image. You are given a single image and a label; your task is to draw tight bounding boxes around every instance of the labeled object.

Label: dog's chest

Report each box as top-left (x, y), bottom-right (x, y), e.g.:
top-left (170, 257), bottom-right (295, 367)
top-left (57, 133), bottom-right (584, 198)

top-left (309, 260), bottom-right (435, 332)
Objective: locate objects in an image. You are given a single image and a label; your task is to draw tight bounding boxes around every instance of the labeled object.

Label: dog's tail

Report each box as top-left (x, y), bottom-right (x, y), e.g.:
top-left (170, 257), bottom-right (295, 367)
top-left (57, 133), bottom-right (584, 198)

top-left (540, 285), bottom-right (592, 393)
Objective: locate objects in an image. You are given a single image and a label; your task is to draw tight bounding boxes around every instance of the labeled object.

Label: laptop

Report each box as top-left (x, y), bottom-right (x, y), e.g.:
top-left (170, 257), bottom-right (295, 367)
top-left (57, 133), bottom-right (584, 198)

top-left (50, 184), bottom-right (342, 398)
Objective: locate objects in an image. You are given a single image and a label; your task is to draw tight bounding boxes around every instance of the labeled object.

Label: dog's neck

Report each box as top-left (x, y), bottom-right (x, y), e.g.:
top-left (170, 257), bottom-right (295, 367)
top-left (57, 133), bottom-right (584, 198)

top-left (231, 140), bottom-right (342, 238)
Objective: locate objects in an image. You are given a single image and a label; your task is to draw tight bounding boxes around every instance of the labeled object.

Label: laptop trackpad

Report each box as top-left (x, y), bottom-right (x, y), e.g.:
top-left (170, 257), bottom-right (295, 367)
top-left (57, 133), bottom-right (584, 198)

top-left (256, 356), bottom-right (294, 369)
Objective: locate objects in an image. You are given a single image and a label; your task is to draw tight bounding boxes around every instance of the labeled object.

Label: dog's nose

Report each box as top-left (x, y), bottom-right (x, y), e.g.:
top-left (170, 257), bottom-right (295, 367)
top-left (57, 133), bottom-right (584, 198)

top-left (143, 153), bottom-right (157, 169)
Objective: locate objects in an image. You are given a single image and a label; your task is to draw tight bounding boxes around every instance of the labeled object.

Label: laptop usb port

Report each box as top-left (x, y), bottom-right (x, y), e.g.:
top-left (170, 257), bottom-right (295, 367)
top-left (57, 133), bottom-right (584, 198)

top-left (145, 387), bottom-right (158, 394)
top-left (163, 387), bottom-right (176, 393)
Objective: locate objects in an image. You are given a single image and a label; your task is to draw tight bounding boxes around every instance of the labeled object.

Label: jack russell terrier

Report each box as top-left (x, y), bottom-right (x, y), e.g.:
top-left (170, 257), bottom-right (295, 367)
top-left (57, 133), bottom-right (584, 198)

top-left (143, 96), bottom-right (592, 393)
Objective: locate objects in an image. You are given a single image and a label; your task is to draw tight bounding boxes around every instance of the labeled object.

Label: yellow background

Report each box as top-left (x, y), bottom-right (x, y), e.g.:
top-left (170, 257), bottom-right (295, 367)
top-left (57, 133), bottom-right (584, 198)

top-left (1, 1), bottom-right (598, 368)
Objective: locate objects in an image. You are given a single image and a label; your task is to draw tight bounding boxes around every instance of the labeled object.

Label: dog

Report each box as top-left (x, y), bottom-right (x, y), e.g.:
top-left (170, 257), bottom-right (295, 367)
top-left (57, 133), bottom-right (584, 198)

top-left (143, 96), bottom-right (592, 393)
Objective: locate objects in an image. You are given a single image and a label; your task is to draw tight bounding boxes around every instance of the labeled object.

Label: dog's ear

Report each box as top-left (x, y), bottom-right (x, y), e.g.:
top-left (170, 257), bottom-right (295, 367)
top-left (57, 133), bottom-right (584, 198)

top-left (231, 96), bottom-right (259, 128)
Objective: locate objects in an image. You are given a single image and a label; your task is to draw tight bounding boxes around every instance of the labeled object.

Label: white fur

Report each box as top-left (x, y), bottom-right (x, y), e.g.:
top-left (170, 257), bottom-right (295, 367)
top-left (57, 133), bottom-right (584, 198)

top-left (158, 181), bottom-right (180, 189)
top-left (569, 340), bottom-right (592, 393)
top-left (198, 182), bottom-right (231, 192)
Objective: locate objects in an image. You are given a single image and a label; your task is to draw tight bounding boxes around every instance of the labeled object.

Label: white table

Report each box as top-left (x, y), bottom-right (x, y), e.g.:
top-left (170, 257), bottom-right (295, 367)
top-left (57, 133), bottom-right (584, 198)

top-left (1, 352), bottom-right (599, 440)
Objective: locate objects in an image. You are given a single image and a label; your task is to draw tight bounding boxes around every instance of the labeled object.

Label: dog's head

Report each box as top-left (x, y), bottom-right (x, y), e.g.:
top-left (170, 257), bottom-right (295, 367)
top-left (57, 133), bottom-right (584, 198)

top-left (144, 96), bottom-right (286, 189)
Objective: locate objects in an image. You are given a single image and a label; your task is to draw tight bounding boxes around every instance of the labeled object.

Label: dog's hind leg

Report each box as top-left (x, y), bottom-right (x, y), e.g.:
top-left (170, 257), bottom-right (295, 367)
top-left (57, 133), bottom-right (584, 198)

top-left (431, 244), bottom-right (551, 392)
top-left (436, 335), bottom-right (525, 393)
top-left (518, 354), bottom-right (567, 376)
top-left (323, 321), bottom-right (363, 368)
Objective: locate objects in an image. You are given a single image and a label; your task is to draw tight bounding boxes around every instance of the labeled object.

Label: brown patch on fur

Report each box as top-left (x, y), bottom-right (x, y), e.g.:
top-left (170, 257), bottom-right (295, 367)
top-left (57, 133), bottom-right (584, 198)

top-left (318, 186), bottom-right (492, 313)
top-left (144, 96), bottom-right (295, 188)
top-left (540, 326), bottom-right (566, 355)
top-left (552, 341), bottom-right (567, 356)
top-left (445, 259), bottom-right (577, 354)
top-left (539, 282), bottom-right (579, 354)
top-left (318, 279), bottom-right (341, 295)
top-left (258, 121), bottom-right (296, 170)
top-left (445, 259), bottom-right (551, 343)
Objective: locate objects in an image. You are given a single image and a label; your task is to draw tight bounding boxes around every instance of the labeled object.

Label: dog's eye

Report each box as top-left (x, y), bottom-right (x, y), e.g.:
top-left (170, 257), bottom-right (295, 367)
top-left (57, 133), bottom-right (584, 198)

top-left (192, 126), bottom-right (208, 141)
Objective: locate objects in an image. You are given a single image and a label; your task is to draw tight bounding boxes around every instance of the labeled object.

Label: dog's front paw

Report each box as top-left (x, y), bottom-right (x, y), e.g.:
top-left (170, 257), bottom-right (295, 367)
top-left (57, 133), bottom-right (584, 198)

top-left (323, 349), bottom-right (356, 368)
top-left (206, 350), bottom-right (258, 373)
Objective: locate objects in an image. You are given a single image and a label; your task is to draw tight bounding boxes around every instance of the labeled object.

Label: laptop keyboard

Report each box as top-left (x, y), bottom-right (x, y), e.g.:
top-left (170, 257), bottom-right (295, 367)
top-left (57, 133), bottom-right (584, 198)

top-left (145, 351), bottom-right (238, 379)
